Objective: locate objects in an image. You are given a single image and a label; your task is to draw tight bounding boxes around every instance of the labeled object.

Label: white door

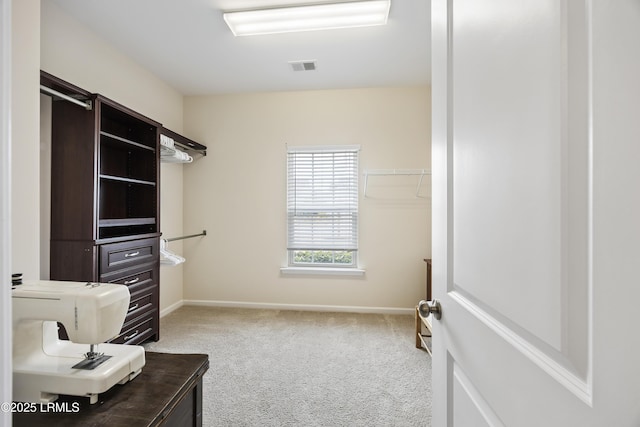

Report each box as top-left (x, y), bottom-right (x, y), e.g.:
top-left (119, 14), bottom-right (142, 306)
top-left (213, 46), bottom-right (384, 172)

top-left (430, 1), bottom-right (640, 425)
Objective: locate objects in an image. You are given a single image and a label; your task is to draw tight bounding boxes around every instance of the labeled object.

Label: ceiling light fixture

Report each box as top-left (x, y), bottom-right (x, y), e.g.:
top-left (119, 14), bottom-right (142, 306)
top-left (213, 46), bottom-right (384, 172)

top-left (223, 1), bottom-right (391, 37)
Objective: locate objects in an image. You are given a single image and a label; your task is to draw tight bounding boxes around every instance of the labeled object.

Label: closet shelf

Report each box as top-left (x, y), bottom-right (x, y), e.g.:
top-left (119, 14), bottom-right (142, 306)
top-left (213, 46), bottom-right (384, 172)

top-left (100, 174), bottom-right (157, 186)
top-left (101, 131), bottom-right (156, 152)
top-left (161, 127), bottom-right (207, 157)
top-left (363, 168), bottom-right (431, 197)
top-left (99, 218), bottom-right (156, 227)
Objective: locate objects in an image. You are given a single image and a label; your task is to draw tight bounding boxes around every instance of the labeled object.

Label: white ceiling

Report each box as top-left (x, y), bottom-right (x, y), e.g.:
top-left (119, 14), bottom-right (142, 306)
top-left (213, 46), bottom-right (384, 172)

top-left (51, 0), bottom-right (430, 95)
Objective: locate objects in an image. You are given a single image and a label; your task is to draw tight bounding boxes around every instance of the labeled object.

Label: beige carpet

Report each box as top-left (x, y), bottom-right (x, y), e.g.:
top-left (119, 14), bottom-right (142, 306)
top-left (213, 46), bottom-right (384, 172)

top-left (144, 306), bottom-right (432, 426)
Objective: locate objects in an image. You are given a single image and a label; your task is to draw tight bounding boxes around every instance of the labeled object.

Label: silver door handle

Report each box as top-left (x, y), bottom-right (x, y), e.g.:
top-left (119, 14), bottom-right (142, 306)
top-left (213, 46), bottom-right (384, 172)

top-left (124, 251), bottom-right (140, 258)
top-left (418, 299), bottom-right (442, 320)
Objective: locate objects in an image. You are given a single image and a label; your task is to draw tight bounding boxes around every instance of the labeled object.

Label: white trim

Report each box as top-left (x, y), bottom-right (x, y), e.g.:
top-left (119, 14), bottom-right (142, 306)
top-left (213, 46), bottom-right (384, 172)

top-left (183, 299), bottom-right (414, 315)
top-left (585, 0), bottom-right (595, 401)
top-left (280, 266), bottom-right (365, 277)
top-left (0, 0), bottom-right (11, 417)
top-left (287, 144), bottom-right (360, 153)
top-left (160, 300), bottom-right (184, 318)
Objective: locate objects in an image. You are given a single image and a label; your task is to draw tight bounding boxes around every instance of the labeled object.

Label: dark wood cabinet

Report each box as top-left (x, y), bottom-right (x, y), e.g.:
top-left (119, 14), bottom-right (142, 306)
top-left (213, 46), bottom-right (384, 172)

top-left (44, 72), bottom-right (160, 343)
top-left (99, 237), bottom-right (160, 344)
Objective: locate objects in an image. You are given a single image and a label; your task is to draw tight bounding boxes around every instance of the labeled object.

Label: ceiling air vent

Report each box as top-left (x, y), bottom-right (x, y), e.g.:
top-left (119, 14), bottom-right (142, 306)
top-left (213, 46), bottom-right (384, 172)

top-left (289, 60), bottom-right (317, 72)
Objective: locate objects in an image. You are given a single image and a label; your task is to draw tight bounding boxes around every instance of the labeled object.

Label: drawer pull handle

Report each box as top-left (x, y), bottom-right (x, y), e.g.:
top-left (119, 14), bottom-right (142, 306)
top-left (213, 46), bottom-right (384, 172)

top-left (124, 277), bottom-right (140, 285)
top-left (124, 251), bottom-right (140, 258)
top-left (128, 304), bottom-right (139, 312)
top-left (124, 330), bottom-right (139, 341)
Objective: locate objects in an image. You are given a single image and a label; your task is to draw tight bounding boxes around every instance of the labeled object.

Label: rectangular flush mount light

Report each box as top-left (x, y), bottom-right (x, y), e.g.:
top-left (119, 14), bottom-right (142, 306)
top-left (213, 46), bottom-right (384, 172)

top-left (223, 1), bottom-right (391, 36)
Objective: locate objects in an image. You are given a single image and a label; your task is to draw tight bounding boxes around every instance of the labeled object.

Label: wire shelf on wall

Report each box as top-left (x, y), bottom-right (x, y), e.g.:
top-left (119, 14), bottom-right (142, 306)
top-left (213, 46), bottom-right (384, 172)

top-left (363, 169), bottom-right (431, 198)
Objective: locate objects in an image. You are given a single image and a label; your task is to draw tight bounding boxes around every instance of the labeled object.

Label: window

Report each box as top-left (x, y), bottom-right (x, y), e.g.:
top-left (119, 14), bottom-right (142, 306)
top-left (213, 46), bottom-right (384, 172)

top-left (287, 145), bottom-right (360, 268)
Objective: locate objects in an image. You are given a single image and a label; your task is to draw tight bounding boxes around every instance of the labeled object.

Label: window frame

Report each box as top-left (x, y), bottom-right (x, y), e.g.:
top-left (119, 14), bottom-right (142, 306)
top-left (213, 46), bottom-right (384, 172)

top-left (286, 145), bottom-right (360, 270)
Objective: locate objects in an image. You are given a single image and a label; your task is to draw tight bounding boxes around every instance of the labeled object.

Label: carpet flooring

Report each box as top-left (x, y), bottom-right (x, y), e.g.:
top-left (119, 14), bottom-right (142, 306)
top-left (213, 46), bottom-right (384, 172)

top-left (144, 306), bottom-right (432, 426)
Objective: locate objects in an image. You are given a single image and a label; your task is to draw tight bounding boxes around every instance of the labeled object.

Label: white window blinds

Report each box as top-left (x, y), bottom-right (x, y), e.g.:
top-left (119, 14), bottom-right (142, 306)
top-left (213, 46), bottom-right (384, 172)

top-left (287, 145), bottom-right (360, 251)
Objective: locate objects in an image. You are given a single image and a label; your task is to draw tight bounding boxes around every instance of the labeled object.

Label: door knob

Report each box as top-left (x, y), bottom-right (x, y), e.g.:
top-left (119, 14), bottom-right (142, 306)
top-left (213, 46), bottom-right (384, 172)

top-left (418, 299), bottom-right (442, 320)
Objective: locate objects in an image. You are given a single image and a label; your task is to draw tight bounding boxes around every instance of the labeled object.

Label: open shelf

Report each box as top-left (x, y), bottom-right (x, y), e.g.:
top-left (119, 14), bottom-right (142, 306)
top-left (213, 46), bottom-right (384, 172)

top-left (100, 133), bottom-right (157, 183)
top-left (99, 218), bottom-right (156, 227)
top-left (100, 102), bottom-right (158, 150)
top-left (100, 131), bottom-right (155, 152)
top-left (98, 219), bottom-right (158, 239)
top-left (99, 178), bottom-right (157, 227)
top-left (161, 127), bottom-right (207, 156)
top-left (99, 174), bottom-right (156, 187)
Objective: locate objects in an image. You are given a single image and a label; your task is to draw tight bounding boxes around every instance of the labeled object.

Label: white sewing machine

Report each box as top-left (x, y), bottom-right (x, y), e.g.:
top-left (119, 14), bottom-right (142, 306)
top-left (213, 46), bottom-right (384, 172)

top-left (12, 280), bottom-right (146, 404)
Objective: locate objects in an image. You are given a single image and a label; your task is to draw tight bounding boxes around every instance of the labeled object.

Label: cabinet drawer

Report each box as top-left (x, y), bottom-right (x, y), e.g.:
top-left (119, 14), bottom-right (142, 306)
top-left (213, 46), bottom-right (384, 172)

top-left (103, 266), bottom-right (156, 295)
top-left (111, 312), bottom-right (156, 345)
top-left (125, 286), bottom-right (156, 322)
top-left (100, 237), bottom-right (158, 274)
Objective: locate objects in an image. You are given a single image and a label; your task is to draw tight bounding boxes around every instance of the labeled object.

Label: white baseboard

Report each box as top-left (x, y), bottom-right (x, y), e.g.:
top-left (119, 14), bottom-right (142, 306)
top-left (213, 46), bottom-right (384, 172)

top-left (160, 300), bottom-right (184, 318)
top-left (181, 299), bottom-right (414, 315)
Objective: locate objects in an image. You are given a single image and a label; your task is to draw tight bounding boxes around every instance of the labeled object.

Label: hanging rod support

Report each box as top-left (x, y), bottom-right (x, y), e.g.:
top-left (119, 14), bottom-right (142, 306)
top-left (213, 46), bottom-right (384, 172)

top-left (165, 230), bottom-right (207, 242)
top-left (415, 173), bottom-right (426, 198)
top-left (40, 85), bottom-right (92, 110)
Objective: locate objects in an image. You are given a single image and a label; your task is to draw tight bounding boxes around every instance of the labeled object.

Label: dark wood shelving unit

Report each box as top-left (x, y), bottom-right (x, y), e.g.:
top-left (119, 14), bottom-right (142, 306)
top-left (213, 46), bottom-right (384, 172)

top-left (44, 71), bottom-right (161, 343)
top-left (42, 71), bottom-right (208, 345)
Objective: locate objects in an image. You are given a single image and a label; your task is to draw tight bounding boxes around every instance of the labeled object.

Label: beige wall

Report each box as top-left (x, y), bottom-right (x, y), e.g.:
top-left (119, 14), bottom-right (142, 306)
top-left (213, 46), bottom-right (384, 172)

top-left (12, 0), bottom-right (40, 279)
top-left (39, 1), bottom-right (186, 311)
top-left (40, 2), bottom-right (182, 131)
top-left (159, 164), bottom-right (184, 312)
top-left (183, 87), bottom-right (431, 311)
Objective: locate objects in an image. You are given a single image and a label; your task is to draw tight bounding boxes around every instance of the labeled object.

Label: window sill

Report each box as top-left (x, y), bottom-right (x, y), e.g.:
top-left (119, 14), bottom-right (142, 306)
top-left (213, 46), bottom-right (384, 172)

top-left (280, 267), bottom-right (365, 277)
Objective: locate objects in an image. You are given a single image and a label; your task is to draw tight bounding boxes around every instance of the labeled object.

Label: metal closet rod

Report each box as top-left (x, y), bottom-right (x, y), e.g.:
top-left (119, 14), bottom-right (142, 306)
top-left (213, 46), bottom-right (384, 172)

top-left (40, 85), bottom-right (92, 110)
top-left (165, 230), bottom-right (207, 242)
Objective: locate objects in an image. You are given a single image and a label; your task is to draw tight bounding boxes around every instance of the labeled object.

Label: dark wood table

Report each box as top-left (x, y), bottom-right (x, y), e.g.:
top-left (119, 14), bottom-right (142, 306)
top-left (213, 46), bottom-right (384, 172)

top-left (424, 258), bottom-right (432, 301)
top-left (13, 352), bottom-right (209, 427)
top-left (416, 259), bottom-right (433, 353)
